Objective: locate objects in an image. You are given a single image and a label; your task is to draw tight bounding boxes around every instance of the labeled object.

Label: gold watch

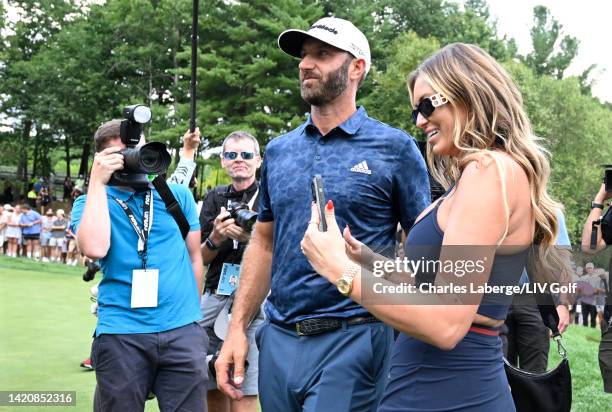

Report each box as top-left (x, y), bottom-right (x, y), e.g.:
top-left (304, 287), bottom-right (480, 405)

top-left (336, 262), bottom-right (360, 297)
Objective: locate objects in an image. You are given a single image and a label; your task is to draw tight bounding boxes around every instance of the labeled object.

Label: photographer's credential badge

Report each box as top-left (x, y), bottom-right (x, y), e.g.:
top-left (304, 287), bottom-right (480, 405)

top-left (217, 263), bottom-right (241, 295)
top-left (131, 269), bottom-right (159, 308)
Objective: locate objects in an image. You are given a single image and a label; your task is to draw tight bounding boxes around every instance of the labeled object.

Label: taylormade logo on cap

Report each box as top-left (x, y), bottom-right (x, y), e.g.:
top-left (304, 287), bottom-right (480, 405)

top-left (278, 17), bottom-right (372, 76)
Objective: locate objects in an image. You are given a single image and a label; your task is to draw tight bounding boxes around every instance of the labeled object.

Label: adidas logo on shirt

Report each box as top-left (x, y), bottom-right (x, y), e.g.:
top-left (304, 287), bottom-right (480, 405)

top-left (350, 161), bottom-right (372, 175)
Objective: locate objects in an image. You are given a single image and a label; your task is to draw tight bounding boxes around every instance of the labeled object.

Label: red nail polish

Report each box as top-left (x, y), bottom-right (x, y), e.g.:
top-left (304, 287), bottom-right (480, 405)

top-left (326, 200), bottom-right (334, 210)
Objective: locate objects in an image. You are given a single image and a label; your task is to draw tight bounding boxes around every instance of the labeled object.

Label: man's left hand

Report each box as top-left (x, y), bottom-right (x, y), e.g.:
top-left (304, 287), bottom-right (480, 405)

top-left (226, 225), bottom-right (251, 243)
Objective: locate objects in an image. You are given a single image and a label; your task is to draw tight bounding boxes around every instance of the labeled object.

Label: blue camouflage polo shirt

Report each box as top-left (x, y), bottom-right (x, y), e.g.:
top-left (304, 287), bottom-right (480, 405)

top-left (258, 106), bottom-right (431, 324)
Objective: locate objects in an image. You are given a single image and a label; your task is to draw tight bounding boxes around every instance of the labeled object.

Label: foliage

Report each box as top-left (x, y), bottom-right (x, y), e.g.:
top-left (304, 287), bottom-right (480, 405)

top-left (522, 5), bottom-right (579, 80)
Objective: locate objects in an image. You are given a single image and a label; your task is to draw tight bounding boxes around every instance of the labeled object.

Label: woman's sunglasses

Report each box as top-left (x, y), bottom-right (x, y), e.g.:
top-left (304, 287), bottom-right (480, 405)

top-left (411, 93), bottom-right (449, 125)
top-left (223, 151), bottom-right (255, 160)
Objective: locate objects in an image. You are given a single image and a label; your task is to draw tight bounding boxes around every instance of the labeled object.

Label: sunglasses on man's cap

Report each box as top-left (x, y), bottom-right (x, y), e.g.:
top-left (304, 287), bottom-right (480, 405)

top-left (411, 93), bottom-right (449, 125)
top-left (222, 151), bottom-right (255, 160)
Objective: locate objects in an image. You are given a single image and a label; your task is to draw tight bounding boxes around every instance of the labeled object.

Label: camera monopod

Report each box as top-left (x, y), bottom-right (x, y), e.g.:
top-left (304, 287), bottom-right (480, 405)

top-left (190, 0), bottom-right (199, 134)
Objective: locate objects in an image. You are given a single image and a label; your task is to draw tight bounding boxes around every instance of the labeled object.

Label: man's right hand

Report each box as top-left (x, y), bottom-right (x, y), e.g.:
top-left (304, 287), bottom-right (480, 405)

top-left (90, 146), bottom-right (124, 186)
top-left (215, 329), bottom-right (249, 400)
top-left (210, 207), bottom-right (234, 244)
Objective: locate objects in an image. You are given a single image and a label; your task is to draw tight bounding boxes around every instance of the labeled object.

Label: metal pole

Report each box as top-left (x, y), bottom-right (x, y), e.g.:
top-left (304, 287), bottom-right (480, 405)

top-left (189, 0), bottom-right (199, 133)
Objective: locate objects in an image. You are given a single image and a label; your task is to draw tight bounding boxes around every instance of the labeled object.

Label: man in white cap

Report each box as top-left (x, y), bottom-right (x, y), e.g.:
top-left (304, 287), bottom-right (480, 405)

top-left (215, 17), bottom-right (430, 411)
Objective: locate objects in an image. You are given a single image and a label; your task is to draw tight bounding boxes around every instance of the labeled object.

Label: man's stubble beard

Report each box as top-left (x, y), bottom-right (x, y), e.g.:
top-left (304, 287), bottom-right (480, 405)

top-left (301, 57), bottom-right (351, 107)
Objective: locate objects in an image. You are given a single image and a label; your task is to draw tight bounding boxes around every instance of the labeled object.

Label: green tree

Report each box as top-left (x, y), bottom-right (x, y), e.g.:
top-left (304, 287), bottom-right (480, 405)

top-left (523, 5), bottom-right (579, 79)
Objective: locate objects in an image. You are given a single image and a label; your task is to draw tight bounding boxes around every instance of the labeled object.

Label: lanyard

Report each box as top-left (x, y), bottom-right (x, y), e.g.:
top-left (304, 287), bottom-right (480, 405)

top-left (113, 190), bottom-right (154, 269)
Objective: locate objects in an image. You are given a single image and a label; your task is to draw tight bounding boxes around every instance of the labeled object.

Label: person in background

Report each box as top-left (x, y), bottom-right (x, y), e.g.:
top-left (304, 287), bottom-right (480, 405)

top-left (39, 185), bottom-right (51, 214)
top-left (26, 185), bottom-right (37, 208)
top-left (40, 208), bottom-right (54, 262)
top-left (63, 176), bottom-right (74, 202)
top-left (64, 213), bottom-right (78, 266)
top-left (50, 209), bottom-right (68, 263)
top-left (4, 204), bottom-right (21, 257)
top-left (571, 266), bottom-right (584, 324)
top-left (579, 262), bottom-right (598, 328)
top-left (0, 204), bottom-right (7, 255)
top-left (596, 268), bottom-right (610, 331)
top-left (199, 131), bottom-right (264, 412)
top-left (19, 203), bottom-right (42, 260)
top-left (71, 186), bottom-right (84, 205)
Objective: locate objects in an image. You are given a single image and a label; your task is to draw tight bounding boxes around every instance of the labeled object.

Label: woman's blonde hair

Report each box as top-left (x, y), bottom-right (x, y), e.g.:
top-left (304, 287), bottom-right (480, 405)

top-left (408, 43), bottom-right (569, 284)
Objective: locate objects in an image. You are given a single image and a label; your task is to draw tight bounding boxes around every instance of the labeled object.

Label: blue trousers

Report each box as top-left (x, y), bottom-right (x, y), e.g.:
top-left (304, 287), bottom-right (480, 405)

top-left (256, 320), bottom-right (394, 412)
top-left (91, 323), bottom-right (208, 412)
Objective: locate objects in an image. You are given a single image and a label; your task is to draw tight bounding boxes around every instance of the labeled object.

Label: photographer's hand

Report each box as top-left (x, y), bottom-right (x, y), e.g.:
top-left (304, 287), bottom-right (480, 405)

top-left (209, 207), bottom-right (232, 244)
top-left (181, 127), bottom-right (201, 160)
top-left (594, 183), bottom-right (612, 204)
top-left (90, 146), bottom-right (124, 186)
top-left (226, 225), bottom-right (251, 243)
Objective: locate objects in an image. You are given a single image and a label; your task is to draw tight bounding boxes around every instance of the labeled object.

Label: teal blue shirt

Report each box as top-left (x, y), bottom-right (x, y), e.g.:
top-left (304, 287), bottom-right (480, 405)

top-left (71, 185), bottom-right (201, 335)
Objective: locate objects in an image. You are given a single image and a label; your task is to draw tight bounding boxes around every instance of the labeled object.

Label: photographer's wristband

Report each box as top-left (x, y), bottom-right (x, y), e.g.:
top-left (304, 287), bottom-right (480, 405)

top-left (591, 202), bottom-right (604, 210)
top-left (205, 237), bottom-right (220, 251)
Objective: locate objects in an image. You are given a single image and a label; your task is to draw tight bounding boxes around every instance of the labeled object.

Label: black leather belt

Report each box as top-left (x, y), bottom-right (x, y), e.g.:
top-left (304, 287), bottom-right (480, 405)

top-left (272, 315), bottom-right (379, 336)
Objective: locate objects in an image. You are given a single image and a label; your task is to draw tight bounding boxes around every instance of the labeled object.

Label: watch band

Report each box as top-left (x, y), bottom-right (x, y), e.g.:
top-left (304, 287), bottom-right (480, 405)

top-left (337, 262), bottom-right (360, 296)
top-left (591, 202), bottom-right (604, 210)
top-left (205, 237), bottom-right (219, 251)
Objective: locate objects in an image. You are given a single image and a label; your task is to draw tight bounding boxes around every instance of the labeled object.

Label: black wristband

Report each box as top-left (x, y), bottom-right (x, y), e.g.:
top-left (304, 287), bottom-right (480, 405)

top-left (592, 202), bottom-right (604, 210)
top-left (205, 237), bottom-right (219, 251)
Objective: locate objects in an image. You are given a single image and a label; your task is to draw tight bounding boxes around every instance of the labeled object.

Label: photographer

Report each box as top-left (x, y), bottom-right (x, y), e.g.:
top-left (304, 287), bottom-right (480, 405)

top-left (581, 181), bottom-right (612, 392)
top-left (72, 118), bottom-right (207, 412)
top-left (199, 131), bottom-right (262, 412)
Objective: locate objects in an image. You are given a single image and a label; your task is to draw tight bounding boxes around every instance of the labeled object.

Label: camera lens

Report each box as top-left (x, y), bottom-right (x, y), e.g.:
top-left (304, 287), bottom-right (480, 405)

top-left (235, 209), bottom-right (258, 232)
top-left (138, 142), bottom-right (171, 174)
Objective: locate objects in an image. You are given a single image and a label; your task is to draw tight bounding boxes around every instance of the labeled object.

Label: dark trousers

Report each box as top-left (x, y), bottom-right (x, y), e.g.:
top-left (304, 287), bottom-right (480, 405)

top-left (582, 303), bottom-right (597, 328)
top-left (256, 320), bottom-right (393, 412)
top-left (502, 294), bottom-right (550, 373)
top-left (91, 323), bottom-right (208, 412)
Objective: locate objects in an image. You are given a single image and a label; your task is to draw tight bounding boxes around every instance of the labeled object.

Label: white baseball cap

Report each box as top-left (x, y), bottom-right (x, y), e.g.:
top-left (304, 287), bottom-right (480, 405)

top-left (278, 17), bottom-right (371, 75)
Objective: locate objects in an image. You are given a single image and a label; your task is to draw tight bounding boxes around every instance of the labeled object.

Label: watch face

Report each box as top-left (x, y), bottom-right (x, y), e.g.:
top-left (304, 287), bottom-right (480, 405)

top-left (337, 277), bottom-right (351, 296)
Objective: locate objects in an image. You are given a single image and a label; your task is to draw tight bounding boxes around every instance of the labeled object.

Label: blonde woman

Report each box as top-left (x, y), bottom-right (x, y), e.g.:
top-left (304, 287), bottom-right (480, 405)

top-left (5, 204), bottom-right (22, 257)
top-left (301, 43), bottom-right (566, 411)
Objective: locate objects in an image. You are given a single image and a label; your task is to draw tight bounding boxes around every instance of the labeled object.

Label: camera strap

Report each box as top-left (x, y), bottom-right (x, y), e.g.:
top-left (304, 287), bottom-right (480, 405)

top-left (152, 176), bottom-right (190, 239)
top-left (113, 190), bottom-right (153, 269)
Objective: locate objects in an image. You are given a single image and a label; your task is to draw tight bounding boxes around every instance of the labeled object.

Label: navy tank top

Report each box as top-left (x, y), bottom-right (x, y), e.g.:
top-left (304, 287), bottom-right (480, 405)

top-left (405, 197), bottom-right (527, 320)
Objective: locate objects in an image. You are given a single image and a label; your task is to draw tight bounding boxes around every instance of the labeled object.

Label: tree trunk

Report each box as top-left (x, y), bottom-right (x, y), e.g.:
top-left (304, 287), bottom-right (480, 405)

top-left (78, 142), bottom-right (90, 178)
top-left (65, 138), bottom-right (71, 178)
top-left (32, 138), bottom-right (39, 179)
top-left (17, 121), bottom-right (32, 194)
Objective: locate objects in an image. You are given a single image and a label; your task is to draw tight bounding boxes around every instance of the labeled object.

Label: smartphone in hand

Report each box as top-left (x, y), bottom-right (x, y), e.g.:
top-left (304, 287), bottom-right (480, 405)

top-left (311, 175), bottom-right (328, 232)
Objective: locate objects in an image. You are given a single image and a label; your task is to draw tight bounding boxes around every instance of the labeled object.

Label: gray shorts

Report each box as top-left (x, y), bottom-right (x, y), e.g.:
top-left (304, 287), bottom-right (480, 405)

top-left (40, 232), bottom-right (51, 246)
top-left (198, 291), bottom-right (264, 396)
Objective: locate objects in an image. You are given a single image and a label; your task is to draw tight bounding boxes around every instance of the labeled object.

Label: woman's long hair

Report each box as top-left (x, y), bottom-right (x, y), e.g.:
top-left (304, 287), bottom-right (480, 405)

top-left (408, 43), bottom-right (570, 284)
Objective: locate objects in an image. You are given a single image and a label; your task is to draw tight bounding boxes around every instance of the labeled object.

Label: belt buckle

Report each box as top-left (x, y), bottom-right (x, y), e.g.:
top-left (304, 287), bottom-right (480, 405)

top-left (296, 323), bottom-right (305, 336)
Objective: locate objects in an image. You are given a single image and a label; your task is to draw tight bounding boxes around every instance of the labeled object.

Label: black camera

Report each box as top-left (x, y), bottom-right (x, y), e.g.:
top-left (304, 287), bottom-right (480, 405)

top-left (224, 202), bottom-right (258, 232)
top-left (604, 164), bottom-right (612, 193)
top-left (108, 104), bottom-right (171, 190)
top-left (83, 259), bottom-right (101, 282)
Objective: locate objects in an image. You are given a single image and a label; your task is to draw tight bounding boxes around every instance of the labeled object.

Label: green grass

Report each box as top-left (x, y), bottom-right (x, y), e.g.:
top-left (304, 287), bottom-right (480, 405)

top-left (1, 256), bottom-right (610, 411)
